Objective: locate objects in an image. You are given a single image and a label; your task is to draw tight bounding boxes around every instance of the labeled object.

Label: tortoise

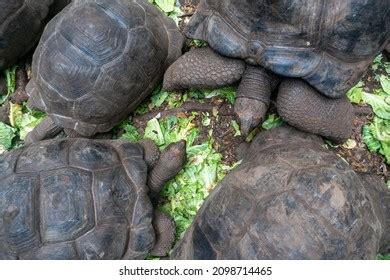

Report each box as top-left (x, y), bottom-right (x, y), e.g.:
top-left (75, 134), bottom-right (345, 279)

top-left (171, 125), bottom-right (390, 260)
top-left (163, 0), bottom-right (389, 142)
top-left (0, 138), bottom-right (186, 260)
top-left (25, 0), bottom-right (184, 143)
top-left (0, 0), bottom-right (71, 70)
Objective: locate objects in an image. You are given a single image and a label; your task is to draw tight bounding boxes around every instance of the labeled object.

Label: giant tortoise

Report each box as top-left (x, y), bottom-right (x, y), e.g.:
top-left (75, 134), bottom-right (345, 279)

top-left (171, 126), bottom-right (390, 259)
top-left (25, 0), bottom-right (183, 143)
top-left (164, 0), bottom-right (389, 142)
top-left (0, 138), bottom-right (186, 259)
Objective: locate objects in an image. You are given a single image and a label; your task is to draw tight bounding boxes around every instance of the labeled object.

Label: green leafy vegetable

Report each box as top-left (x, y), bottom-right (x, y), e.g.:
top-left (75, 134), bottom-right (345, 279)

top-left (204, 87), bottom-right (236, 104)
top-left (377, 254), bottom-right (390, 260)
top-left (1, 66), bottom-right (17, 105)
top-left (363, 119), bottom-right (390, 164)
top-left (151, 0), bottom-right (176, 13)
top-left (262, 114), bottom-right (284, 130)
top-left (380, 75), bottom-right (390, 95)
top-left (118, 122), bottom-right (142, 142)
top-left (8, 103), bottom-right (46, 140)
top-left (148, 0), bottom-right (182, 24)
top-left (231, 120), bottom-right (241, 137)
top-left (362, 92), bottom-right (390, 120)
top-left (189, 39), bottom-right (208, 48)
top-left (0, 122), bottom-right (16, 151)
top-left (347, 81), bottom-right (365, 104)
top-left (144, 118), bottom-right (165, 146)
top-left (141, 115), bottom-right (233, 238)
top-left (161, 134), bottom-right (229, 238)
top-left (5, 66), bottom-right (17, 95)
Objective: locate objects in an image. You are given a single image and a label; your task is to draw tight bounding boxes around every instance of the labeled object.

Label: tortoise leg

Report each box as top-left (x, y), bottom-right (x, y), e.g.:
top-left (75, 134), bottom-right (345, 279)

top-left (163, 47), bottom-right (245, 91)
top-left (235, 66), bottom-right (280, 136)
top-left (24, 116), bottom-right (62, 144)
top-left (150, 210), bottom-right (176, 257)
top-left (277, 79), bottom-right (354, 143)
top-left (147, 140), bottom-right (186, 199)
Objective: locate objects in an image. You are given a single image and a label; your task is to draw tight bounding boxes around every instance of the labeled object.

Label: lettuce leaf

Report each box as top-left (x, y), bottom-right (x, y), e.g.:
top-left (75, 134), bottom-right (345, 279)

top-left (362, 92), bottom-right (390, 120)
top-left (0, 122), bottom-right (16, 151)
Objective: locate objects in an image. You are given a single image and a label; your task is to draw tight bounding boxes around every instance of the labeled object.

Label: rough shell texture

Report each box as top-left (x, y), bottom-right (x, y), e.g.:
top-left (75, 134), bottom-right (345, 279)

top-left (0, 0), bottom-right (53, 69)
top-left (0, 139), bottom-right (155, 260)
top-left (186, 0), bottom-right (389, 98)
top-left (27, 0), bottom-right (183, 136)
top-left (171, 126), bottom-right (388, 259)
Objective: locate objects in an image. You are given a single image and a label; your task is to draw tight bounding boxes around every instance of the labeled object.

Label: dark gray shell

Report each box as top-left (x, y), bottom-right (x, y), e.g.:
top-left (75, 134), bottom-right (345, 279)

top-left (186, 0), bottom-right (389, 98)
top-left (171, 126), bottom-right (388, 260)
top-left (27, 0), bottom-right (183, 136)
top-left (0, 139), bottom-right (154, 260)
top-left (0, 0), bottom-right (53, 70)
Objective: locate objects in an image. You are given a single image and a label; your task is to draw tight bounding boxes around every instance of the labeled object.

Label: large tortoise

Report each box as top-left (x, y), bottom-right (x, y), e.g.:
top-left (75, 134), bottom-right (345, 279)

top-left (0, 138), bottom-right (186, 260)
top-left (25, 0), bottom-right (183, 143)
top-left (164, 0), bottom-right (389, 142)
top-left (171, 126), bottom-right (390, 259)
top-left (0, 0), bottom-right (71, 70)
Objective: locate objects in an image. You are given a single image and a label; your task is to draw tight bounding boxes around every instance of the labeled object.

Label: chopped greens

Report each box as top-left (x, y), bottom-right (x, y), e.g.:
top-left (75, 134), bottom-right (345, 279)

top-left (346, 55), bottom-right (390, 164)
top-left (262, 114), bottom-right (285, 130)
top-left (0, 122), bottom-right (16, 152)
top-left (148, 0), bottom-right (182, 23)
top-left (8, 103), bottom-right (46, 141)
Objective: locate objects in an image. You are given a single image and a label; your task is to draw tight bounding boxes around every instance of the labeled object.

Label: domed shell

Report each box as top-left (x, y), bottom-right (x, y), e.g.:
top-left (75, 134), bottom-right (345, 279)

top-left (27, 0), bottom-right (183, 136)
top-left (171, 128), bottom-right (386, 259)
top-left (0, 139), bottom-right (154, 260)
top-left (186, 0), bottom-right (389, 98)
top-left (0, 0), bottom-right (53, 69)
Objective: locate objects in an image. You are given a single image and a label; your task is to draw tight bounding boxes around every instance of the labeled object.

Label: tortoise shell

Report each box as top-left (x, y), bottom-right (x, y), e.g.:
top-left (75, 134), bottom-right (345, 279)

top-left (186, 0), bottom-right (389, 98)
top-left (0, 138), bottom-right (154, 260)
top-left (27, 0), bottom-right (183, 136)
top-left (171, 126), bottom-right (389, 259)
top-left (0, 0), bottom-right (53, 69)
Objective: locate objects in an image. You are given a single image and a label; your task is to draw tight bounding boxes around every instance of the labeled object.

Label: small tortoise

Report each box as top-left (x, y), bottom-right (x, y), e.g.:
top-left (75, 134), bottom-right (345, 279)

top-left (164, 0), bottom-right (389, 142)
top-left (25, 0), bottom-right (183, 143)
top-left (0, 138), bottom-right (186, 260)
top-left (172, 126), bottom-right (390, 260)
